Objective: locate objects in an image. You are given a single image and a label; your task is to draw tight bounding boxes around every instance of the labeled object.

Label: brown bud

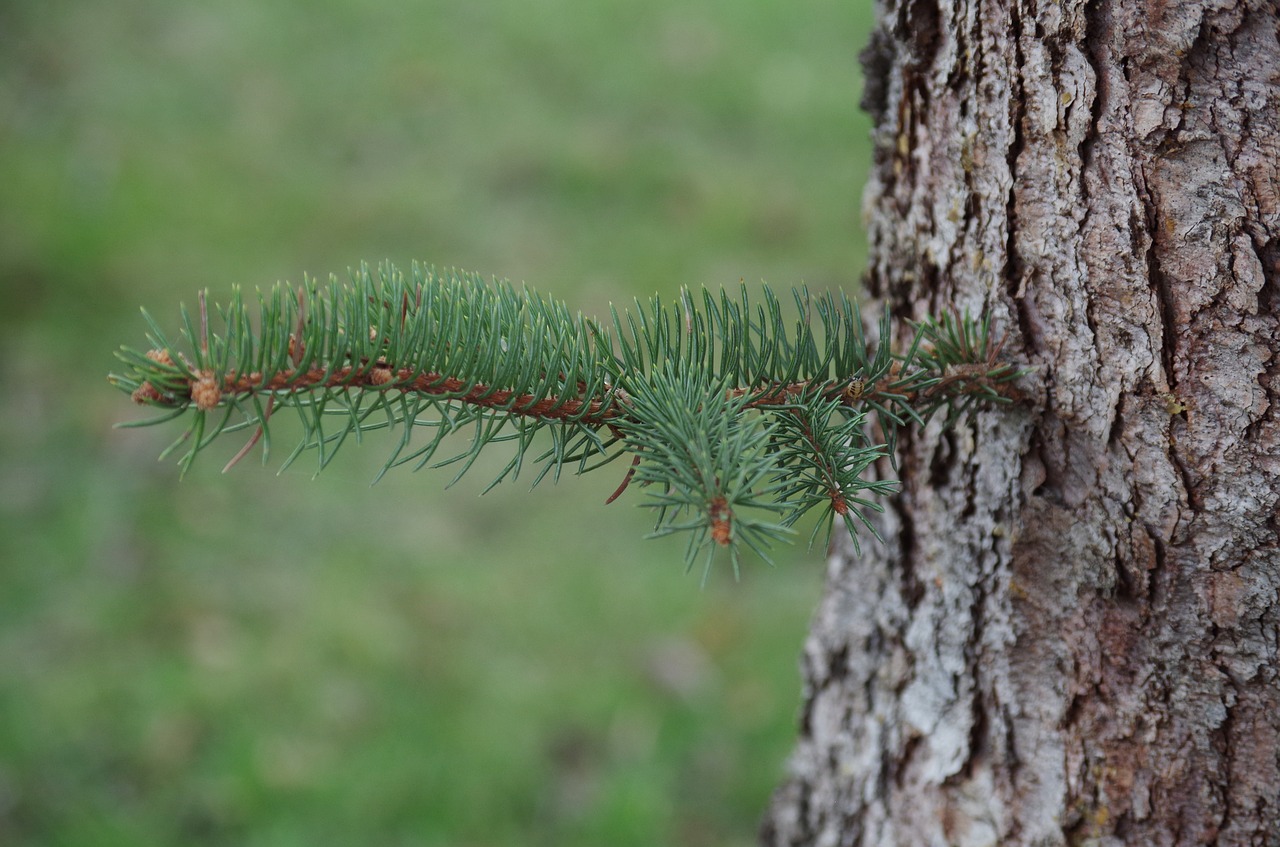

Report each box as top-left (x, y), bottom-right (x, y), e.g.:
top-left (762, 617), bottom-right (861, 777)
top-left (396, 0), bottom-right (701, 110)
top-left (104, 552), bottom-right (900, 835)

top-left (369, 362), bottom-right (395, 386)
top-left (191, 372), bottom-right (222, 411)
top-left (132, 382), bottom-right (163, 404)
top-left (709, 497), bottom-right (731, 547)
top-left (145, 348), bottom-right (174, 367)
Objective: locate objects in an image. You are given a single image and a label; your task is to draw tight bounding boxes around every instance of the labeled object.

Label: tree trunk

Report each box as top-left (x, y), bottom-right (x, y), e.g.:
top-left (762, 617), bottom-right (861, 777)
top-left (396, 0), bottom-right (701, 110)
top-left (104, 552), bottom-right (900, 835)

top-left (762, 0), bottom-right (1279, 844)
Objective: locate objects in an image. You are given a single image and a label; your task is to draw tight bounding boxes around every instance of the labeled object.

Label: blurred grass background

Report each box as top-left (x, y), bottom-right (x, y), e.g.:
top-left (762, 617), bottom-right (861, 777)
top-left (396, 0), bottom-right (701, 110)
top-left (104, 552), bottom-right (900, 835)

top-left (0, 1), bottom-right (874, 844)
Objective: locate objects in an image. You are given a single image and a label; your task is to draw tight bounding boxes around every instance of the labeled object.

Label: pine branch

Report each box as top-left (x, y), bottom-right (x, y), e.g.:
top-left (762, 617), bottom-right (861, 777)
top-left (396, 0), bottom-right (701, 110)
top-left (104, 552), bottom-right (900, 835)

top-left (109, 261), bottom-right (1025, 574)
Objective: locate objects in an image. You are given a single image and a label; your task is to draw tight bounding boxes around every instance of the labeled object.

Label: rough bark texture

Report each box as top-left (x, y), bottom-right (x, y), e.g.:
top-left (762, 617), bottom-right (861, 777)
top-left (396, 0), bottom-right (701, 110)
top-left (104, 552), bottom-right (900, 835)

top-left (762, 1), bottom-right (1279, 845)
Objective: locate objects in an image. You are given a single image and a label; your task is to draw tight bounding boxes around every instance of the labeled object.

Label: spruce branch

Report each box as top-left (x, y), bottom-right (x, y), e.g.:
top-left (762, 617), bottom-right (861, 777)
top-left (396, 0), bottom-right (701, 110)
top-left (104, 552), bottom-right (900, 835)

top-left (110, 261), bottom-right (1025, 574)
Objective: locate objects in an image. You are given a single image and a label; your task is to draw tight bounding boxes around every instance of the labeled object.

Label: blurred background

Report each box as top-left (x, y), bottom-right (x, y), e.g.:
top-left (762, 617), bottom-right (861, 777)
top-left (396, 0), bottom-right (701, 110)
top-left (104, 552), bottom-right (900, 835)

top-left (0, 1), bottom-right (874, 844)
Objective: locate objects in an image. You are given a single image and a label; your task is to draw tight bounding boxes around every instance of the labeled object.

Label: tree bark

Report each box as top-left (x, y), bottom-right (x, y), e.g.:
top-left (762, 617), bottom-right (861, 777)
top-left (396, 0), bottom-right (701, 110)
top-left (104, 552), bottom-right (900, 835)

top-left (762, 0), bottom-right (1279, 844)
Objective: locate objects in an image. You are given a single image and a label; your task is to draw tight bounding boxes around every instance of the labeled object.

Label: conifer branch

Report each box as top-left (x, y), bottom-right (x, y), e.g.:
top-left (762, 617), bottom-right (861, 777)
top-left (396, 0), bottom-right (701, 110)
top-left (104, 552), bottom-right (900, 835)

top-left (110, 262), bottom-right (1025, 574)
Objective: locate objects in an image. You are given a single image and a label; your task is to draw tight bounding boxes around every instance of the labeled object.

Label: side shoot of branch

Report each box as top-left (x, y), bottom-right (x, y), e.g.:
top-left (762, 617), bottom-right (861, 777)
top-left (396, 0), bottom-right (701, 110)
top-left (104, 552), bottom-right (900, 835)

top-left (110, 262), bottom-right (1024, 577)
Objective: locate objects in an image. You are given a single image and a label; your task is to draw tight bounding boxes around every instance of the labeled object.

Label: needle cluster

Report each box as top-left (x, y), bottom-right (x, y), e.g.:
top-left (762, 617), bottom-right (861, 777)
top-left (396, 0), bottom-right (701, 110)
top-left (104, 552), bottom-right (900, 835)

top-left (110, 262), bottom-right (1023, 577)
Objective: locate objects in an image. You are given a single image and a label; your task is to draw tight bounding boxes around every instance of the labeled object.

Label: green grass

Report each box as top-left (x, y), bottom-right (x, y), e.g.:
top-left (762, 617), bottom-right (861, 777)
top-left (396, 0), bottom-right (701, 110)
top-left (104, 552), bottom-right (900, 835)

top-left (0, 1), bottom-right (874, 844)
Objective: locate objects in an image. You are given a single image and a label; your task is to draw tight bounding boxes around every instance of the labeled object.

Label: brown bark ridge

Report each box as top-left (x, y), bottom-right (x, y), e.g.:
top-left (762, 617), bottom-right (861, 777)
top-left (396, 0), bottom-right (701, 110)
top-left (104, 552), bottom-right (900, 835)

top-left (762, 1), bottom-right (1279, 845)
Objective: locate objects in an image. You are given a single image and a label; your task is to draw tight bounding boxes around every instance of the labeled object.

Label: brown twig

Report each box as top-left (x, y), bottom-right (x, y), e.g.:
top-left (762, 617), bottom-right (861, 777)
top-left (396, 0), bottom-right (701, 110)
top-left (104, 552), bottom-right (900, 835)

top-left (605, 453), bottom-right (641, 504)
top-left (222, 395), bottom-right (274, 473)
